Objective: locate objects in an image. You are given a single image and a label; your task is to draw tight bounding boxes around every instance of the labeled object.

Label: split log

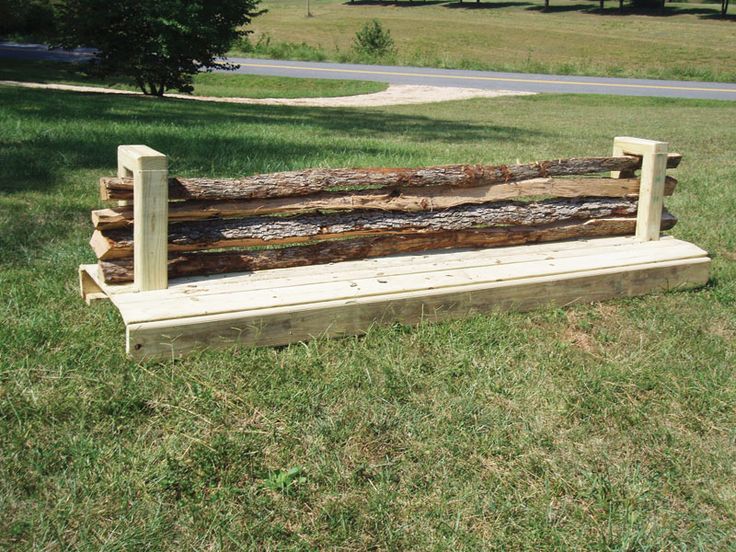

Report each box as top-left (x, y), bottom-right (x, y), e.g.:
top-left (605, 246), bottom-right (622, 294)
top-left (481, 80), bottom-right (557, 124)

top-left (98, 213), bottom-right (678, 284)
top-left (91, 197), bottom-right (640, 260)
top-left (99, 153), bottom-right (682, 201)
top-left (91, 176), bottom-right (678, 230)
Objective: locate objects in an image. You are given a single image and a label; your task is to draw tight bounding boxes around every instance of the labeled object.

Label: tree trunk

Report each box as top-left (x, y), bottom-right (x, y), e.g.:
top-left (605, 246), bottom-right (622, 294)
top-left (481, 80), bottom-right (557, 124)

top-left (98, 213), bottom-right (678, 284)
top-left (134, 77), bottom-right (147, 95)
top-left (91, 176), bottom-right (677, 231)
top-left (99, 154), bottom-right (683, 202)
top-left (722, 0), bottom-right (729, 15)
top-left (90, 197), bottom-right (640, 260)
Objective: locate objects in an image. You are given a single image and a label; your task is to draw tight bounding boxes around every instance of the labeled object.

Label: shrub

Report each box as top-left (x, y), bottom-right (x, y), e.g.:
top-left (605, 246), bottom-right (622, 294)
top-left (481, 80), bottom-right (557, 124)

top-left (353, 19), bottom-right (395, 58)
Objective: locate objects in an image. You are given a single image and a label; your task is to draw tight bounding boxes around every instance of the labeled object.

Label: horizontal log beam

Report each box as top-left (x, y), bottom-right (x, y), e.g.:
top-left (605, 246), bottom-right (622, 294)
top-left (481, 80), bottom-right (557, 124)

top-left (91, 198), bottom-right (640, 260)
top-left (91, 176), bottom-right (678, 230)
top-left (98, 213), bottom-right (677, 284)
top-left (99, 153), bottom-right (683, 201)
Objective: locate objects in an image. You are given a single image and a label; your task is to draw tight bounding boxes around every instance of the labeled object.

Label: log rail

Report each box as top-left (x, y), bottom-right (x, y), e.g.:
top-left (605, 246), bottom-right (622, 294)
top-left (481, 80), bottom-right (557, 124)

top-left (89, 138), bottom-right (677, 286)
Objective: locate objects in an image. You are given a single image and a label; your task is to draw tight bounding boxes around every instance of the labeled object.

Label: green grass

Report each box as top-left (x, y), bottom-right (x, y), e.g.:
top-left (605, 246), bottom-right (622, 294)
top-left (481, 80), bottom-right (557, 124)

top-left (0, 58), bottom-right (387, 98)
top-left (1, 85), bottom-right (735, 549)
top-left (235, 0), bottom-right (736, 82)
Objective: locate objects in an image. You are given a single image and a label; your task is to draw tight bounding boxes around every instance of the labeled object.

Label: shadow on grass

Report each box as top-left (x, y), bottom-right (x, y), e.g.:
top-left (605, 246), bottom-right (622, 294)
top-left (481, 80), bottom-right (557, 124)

top-left (0, 86), bottom-right (544, 196)
top-left (594, 5), bottom-right (724, 16)
top-left (698, 11), bottom-right (736, 20)
top-left (445, 1), bottom-right (534, 9)
top-left (526, 3), bottom-right (594, 12)
top-left (343, 0), bottom-right (449, 6)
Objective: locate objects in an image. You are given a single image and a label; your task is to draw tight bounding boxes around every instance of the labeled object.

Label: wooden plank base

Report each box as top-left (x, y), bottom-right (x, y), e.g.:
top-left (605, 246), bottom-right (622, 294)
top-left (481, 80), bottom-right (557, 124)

top-left (79, 236), bottom-right (710, 359)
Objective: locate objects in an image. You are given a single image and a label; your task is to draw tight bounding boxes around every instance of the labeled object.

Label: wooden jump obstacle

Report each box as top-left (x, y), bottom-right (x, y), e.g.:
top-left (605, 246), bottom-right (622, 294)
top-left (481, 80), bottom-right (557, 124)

top-left (79, 137), bottom-right (711, 359)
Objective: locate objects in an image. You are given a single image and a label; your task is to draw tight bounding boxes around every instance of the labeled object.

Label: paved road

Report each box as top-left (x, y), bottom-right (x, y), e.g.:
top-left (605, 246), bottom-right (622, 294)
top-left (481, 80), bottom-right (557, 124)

top-left (3, 41), bottom-right (736, 101)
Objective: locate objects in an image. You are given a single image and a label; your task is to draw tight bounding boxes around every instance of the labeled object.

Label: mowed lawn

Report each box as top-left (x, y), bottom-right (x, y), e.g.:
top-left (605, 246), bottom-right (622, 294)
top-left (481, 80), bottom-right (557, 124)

top-left (242, 0), bottom-right (736, 82)
top-left (0, 58), bottom-right (387, 99)
top-left (1, 85), bottom-right (735, 549)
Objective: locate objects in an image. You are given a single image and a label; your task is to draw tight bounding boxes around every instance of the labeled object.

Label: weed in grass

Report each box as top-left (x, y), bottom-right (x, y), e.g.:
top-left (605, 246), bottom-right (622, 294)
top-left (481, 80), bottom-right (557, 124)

top-left (263, 467), bottom-right (307, 495)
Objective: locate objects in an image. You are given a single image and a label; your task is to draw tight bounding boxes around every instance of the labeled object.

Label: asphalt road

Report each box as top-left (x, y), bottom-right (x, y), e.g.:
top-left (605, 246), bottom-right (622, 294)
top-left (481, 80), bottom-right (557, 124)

top-left (3, 42), bottom-right (736, 101)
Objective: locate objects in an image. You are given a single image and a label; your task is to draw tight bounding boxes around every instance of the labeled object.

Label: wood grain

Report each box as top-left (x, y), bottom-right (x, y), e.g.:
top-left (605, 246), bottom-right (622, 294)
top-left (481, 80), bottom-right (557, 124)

top-left (125, 257), bottom-right (710, 359)
top-left (99, 154), bottom-right (683, 201)
top-left (91, 176), bottom-right (678, 230)
top-left (98, 213), bottom-right (677, 283)
top-left (90, 197), bottom-right (642, 260)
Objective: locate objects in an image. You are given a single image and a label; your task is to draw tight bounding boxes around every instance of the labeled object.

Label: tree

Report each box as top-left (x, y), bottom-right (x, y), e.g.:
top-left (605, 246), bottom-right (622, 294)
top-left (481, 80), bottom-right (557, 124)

top-left (54, 0), bottom-right (263, 96)
top-left (722, 0), bottom-right (730, 16)
top-left (0, 0), bottom-right (55, 39)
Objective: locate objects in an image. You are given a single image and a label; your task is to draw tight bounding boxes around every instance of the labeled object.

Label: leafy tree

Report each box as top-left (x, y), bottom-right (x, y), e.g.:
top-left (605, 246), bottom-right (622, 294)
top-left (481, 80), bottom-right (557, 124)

top-left (54, 0), bottom-right (263, 96)
top-left (0, 0), bottom-right (55, 39)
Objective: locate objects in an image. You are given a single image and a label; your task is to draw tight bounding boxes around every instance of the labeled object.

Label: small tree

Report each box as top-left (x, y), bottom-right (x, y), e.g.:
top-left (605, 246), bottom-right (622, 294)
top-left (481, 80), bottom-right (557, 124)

top-left (353, 19), bottom-right (395, 59)
top-left (54, 0), bottom-right (264, 96)
top-left (722, 0), bottom-right (730, 16)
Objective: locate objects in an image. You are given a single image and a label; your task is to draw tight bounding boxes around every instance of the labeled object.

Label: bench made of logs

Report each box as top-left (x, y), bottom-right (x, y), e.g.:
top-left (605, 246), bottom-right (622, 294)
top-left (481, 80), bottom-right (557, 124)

top-left (79, 137), bottom-right (711, 359)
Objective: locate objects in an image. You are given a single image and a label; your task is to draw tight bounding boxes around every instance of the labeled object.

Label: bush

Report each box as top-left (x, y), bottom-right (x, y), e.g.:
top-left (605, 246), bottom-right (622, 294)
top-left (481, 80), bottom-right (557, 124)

top-left (353, 19), bottom-right (395, 58)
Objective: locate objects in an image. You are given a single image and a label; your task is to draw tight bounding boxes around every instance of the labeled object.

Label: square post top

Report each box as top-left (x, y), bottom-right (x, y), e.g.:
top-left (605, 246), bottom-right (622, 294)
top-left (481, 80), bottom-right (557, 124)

top-left (612, 137), bottom-right (668, 156)
top-left (118, 145), bottom-right (168, 172)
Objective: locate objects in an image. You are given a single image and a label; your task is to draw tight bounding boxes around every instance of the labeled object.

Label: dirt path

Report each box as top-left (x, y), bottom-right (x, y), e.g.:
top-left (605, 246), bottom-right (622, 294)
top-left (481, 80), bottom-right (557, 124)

top-left (0, 80), bottom-right (534, 106)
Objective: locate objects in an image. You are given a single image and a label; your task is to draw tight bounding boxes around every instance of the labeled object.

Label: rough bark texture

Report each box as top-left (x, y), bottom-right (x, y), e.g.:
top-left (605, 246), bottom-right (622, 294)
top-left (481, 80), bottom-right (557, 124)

top-left (99, 154), bottom-right (682, 201)
top-left (91, 176), bottom-right (677, 230)
top-left (98, 213), bottom-right (677, 284)
top-left (91, 198), bottom-right (640, 260)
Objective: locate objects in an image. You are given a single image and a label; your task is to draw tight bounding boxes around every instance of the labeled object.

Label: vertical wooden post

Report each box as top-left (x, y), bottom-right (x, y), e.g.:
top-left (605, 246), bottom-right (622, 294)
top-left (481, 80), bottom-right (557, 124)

top-left (117, 145), bottom-right (168, 291)
top-left (611, 137), bottom-right (668, 241)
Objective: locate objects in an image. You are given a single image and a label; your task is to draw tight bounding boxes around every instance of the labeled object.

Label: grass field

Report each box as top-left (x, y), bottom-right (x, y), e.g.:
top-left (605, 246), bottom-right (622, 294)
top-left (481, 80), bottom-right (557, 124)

top-left (238, 0), bottom-right (736, 82)
top-left (1, 85), bottom-right (735, 549)
top-left (0, 58), bottom-right (387, 99)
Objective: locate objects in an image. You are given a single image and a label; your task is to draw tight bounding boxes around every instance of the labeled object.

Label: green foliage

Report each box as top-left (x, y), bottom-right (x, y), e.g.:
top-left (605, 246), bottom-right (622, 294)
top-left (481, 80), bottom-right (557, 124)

top-left (0, 0), bottom-right (55, 39)
top-left (353, 19), bottom-right (395, 58)
top-left (234, 32), bottom-right (329, 62)
top-left (263, 467), bottom-right (307, 495)
top-left (53, 0), bottom-right (264, 96)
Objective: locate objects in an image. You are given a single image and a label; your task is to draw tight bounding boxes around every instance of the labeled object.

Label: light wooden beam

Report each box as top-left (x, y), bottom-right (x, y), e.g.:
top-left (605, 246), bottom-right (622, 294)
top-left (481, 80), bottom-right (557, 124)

top-left (612, 137), bottom-right (669, 241)
top-left (117, 145), bottom-right (169, 291)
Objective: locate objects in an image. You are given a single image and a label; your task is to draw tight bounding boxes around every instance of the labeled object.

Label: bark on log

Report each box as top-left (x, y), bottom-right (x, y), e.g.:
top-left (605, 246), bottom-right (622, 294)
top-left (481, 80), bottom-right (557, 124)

top-left (98, 213), bottom-right (677, 284)
top-left (91, 198), bottom-right (640, 260)
top-left (91, 176), bottom-right (677, 231)
top-left (99, 153), bottom-right (682, 201)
